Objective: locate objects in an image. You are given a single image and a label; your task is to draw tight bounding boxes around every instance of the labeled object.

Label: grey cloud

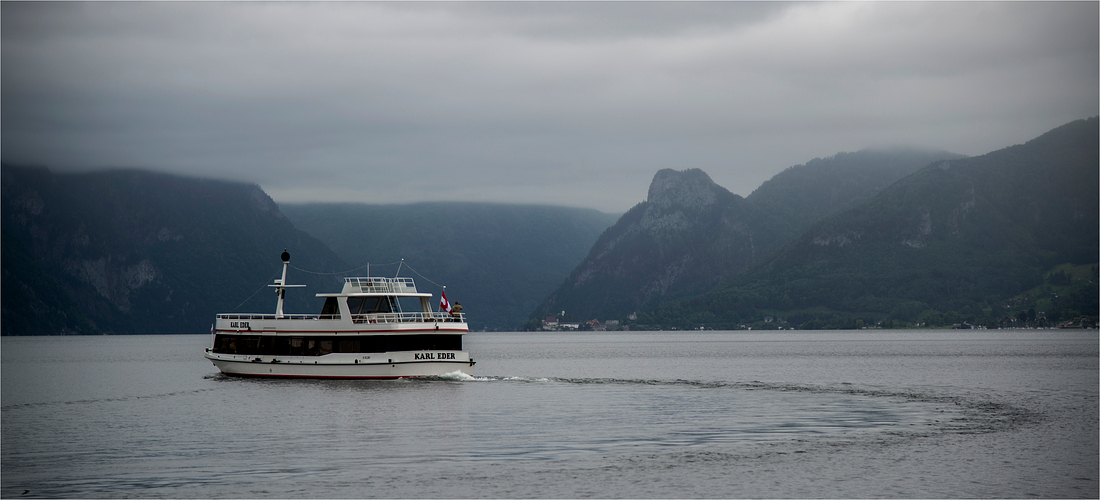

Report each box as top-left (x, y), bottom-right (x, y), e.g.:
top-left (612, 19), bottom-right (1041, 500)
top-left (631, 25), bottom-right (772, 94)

top-left (3, 2), bottom-right (1096, 212)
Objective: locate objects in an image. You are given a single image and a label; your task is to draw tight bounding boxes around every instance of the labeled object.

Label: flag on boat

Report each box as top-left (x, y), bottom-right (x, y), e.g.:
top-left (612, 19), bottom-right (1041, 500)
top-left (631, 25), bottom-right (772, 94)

top-left (440, 288), bottom-right (452, 315)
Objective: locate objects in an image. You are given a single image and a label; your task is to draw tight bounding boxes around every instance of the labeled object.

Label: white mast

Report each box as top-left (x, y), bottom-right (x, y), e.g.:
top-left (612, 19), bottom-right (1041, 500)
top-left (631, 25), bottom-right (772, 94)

top-left (271, 249), bottom-right (306, 318)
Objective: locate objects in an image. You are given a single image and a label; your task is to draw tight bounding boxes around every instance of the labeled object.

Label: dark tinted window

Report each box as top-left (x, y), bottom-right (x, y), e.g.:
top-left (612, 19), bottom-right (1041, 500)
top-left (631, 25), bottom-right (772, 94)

top-left (212, 334), bottom-right (461, 355)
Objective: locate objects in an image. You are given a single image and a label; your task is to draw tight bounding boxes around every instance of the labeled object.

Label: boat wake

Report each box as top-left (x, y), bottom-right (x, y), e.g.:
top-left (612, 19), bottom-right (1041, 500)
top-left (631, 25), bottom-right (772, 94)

top-left (0, 387), bottom-right (219, 412)
top-left (437, 374), bottom-right (1040, 436)
top-left (429, 370), bottom-right (488, 382)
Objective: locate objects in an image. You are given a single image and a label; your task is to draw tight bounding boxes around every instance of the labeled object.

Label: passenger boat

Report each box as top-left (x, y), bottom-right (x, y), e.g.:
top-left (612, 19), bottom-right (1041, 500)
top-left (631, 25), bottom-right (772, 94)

top-left (204, 251), bottom-right (473, 379)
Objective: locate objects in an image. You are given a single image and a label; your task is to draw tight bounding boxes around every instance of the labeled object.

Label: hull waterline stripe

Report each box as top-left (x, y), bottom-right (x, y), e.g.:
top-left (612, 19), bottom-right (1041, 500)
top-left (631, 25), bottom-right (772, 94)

top-left (209, 358), bottom-right (474, 367)
top-left (221, 372), bottom-right (439, 380)
top-left (214, 329), bottom-right (467, 334)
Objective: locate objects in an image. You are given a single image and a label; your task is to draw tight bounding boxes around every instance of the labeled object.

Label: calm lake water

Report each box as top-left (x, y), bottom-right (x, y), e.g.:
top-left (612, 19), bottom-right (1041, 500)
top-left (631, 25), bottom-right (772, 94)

top-left (2, 330), bottom-right (1097, 498)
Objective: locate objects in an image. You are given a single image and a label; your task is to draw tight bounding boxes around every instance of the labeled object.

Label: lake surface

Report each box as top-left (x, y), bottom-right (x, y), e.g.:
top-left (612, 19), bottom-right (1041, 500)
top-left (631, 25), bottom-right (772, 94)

top-left (2, 330), bottom-right (1097, 498)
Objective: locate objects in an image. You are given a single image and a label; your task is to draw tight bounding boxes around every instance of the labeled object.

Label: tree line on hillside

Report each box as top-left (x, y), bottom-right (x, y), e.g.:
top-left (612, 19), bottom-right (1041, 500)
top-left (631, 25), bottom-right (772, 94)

top-left (619, 118), bottom-right (1098, 331)
top-left (527, 148), bottom-right (964, 330)
top-left (280, 203), bottom-right (619, 332)
top-left (1, 165), bottom-right (346, 335)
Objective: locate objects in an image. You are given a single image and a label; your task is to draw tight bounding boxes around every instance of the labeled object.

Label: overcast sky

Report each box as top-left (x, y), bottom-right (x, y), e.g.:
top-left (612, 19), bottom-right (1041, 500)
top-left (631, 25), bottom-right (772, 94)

top-left (3, 2), bottom-right (1097, 213)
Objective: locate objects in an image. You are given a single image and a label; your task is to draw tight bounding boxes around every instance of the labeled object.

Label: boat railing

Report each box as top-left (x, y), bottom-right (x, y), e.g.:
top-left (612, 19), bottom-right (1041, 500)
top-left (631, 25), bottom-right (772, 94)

top-left (352, 312), bottom-right (465, 324)
top-left (216, 313), bottom-right (341, 320)
top-left (216, 312), bottom-right (464, 323)
top-left (344, 277), bottom-right (418, 293)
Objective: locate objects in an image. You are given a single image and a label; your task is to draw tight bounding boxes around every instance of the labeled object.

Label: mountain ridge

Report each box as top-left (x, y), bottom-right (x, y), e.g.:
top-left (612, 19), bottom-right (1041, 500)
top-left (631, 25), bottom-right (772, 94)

top-left (630, 117), bottom-right (1099, 330)
top-left (1, 165), bottom-right (348, 334)
top-left (529, 147), bottom-right (962, 326)
top-left (280, 202), bottom-right (619, 331)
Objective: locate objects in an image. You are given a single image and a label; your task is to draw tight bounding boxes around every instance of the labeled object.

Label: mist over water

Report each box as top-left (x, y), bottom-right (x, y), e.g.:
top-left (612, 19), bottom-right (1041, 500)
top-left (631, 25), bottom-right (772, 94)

top-left (2, 330), bottom-right (1096, 498)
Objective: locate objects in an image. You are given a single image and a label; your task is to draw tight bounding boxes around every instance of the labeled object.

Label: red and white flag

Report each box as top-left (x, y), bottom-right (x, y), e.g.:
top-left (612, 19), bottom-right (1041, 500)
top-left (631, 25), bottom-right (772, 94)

top-left (440, 289), bottom-right (452, 315)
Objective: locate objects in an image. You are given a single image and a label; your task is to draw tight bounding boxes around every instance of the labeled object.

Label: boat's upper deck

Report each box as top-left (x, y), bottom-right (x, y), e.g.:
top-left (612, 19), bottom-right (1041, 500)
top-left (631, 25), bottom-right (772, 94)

top-left (215, 275), bottom-right (464, 325)
top-left (329, 277), bottom-right (427, 296)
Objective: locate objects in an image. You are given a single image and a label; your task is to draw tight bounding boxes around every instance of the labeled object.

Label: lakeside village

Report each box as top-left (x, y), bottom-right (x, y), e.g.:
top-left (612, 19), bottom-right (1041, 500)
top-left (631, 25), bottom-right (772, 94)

top-left (540, 312), bottom-right (620, 331)
top-left (535, 311), bottom-right (777, 331)
top-left (536, 311), bottom-right (1097, 332)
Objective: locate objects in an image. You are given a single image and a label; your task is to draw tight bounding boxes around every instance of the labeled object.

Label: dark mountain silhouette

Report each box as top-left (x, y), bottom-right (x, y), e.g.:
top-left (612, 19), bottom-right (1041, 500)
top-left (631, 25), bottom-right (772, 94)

top-left (633, 117), bottom-right (1099, 329)
top-left (530, 148), bottom-right (960, 325)
top-left (281, 203), bottom-right (618, 331)
top-left (2, 166), bottom-right (347, 334)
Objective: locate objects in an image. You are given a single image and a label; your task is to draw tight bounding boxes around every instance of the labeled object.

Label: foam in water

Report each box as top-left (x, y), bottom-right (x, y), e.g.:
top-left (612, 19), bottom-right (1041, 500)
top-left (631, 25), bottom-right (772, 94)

top-left (502, 376), bottom-right (552, 382)
top-left (434, 370), bottom-right (486, 381)
top-left (428, 372), bottom-right (551, 383)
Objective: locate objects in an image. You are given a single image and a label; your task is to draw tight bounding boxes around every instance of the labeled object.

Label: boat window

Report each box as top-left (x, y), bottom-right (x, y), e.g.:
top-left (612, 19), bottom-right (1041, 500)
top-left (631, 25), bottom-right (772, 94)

top-left (212, 334), bottom-right (461, 355)
top-left (213, 335), bottom-right (263, 355)
top-left (279, 337), bottom-right (294, 356)
top-left (397, 297), bottom-right (421, 313)
top-left (212, 334), bottom-right (236, 354)
top-left (263, 336), bottom-right (292, 356)
top-left (320, 297), bottom-right (339, 318)
top-left (338, 340), bottom-right (360, 353)
top-left (346, 297), bottom-right (367, 315)
top-left (360, 297), bottom-right (380, 314)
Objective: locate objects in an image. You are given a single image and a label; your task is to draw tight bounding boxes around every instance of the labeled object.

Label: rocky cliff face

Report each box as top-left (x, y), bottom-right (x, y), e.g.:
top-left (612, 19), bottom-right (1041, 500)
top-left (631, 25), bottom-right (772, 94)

top-left (1, 166), bottom-right (346, 334)
top-left (646, 168), bottom-right (721, 211)
top-left (531, 148), bottom-right (965, 325)
top-left (687, 117), bottom-right (1099, 329)
top-left (535, 168), bottom-right (774, 321)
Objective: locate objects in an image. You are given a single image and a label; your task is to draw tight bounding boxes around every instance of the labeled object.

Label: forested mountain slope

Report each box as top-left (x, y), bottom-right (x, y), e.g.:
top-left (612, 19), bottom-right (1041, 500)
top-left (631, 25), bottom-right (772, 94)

top-left (530, 148), bottom-right (959, 326)
top-left (530, 169), bottom-right (780, 324)
top-left (747, 148), bottom-right (966, 240)
top-left (634, 117), bottom-right (1099, 330)
top-left (281, 203), bottom-right (618, 331)
top-left (2, 166), bottom-right (347, 334)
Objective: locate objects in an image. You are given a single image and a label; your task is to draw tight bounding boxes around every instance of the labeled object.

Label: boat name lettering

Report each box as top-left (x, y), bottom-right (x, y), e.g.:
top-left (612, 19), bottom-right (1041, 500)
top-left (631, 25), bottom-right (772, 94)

top-left (414, 352), bottom-right (457, 360)
top-left (230, 321), bottom-right (250, 328)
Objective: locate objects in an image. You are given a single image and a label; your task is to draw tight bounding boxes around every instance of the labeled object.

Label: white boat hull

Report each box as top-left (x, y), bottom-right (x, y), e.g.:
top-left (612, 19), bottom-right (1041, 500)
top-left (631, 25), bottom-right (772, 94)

top-left (206, 256), bottom-right (474, 380)
top-left (204, 350), bottom-right (474, 379)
